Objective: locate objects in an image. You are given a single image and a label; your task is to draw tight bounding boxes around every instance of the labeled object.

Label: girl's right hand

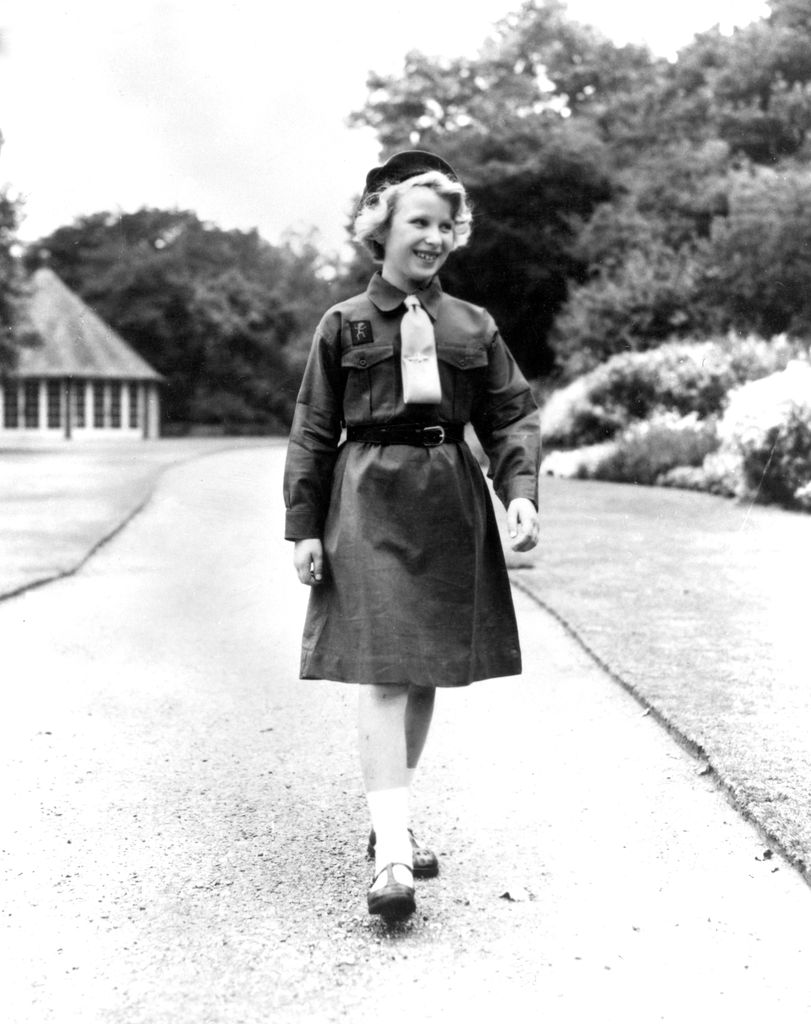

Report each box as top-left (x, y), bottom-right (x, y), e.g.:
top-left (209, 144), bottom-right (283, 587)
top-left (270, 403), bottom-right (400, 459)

top-left (293, 538), bottom-right (324, 586)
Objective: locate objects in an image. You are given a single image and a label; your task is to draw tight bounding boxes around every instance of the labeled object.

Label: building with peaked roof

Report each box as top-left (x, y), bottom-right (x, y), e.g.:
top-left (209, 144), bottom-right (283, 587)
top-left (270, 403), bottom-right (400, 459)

top-left (1, 268), bottom-right (162, 440)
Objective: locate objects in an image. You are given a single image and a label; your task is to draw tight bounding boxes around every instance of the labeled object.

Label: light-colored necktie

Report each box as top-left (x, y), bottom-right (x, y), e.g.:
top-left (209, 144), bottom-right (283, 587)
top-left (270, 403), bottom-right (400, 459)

top-left (401, 294), bottom-right (442, 404)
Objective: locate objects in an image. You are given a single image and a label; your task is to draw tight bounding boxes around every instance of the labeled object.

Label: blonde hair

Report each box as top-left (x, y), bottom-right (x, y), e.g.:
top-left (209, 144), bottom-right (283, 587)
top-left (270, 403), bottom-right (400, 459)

top-left (353, 170), bottom-right (473, 261)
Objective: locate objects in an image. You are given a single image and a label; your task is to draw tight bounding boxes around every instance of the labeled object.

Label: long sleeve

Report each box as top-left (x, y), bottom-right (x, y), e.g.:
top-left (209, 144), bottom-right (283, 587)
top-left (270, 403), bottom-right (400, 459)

top-left (283, 313), bottom-right (343, 540)
top-left (470, 329), bottom-right (541, 510)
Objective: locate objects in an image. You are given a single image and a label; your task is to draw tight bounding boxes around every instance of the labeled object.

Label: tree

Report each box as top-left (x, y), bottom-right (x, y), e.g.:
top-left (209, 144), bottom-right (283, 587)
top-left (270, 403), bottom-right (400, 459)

top-left (0, 191), bottom-right (22, 372)
top-left (534, 0), bottom-right (811, 372)
top-left (700, 165), bottom-right (811, 337)
top-left (27, 210), bottom-right (334, 430)
top-left (346, 2), bottom-right (633, 375)
top-left (436, 124), bottom-right (613, 376)
top-left (0, 132), bottom-right (36, 373)
top-left (549, 136), bottom-right (733, 374)
top-left (349, 0), bottom-right (811, 375)
top-left (491, 0), bottom-right (668, 157)
top-left (551, 241), bottom-right (707, 375)
top-left (666, 1), bottom-right (811, 164)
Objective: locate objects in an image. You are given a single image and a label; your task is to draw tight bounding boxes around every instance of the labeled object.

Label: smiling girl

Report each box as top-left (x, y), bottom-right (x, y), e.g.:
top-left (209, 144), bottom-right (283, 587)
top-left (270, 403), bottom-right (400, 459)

top-left (283, 151), bottom-right (540, 920)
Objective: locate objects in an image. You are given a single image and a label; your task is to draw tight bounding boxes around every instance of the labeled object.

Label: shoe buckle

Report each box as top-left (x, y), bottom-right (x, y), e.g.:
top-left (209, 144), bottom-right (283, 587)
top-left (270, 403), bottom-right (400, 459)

top-left (422, 425), bottom-right (445, 447)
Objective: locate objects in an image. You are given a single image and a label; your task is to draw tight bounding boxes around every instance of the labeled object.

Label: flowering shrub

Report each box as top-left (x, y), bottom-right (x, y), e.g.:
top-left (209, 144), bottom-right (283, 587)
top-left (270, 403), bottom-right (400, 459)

top-left (795, 481), bottom-right (811, 512)
top-left (589, 412), bottom-right (719, 485)
top-left (541, 413), bottom-right (718, 485)
top-left (540, 442), bottom-right (618, 479)
top-left (717, 360), bottom-right (811, 506)
top-left (541, 334), bottom-right (805, 450)
top-left (659, 450), bottom-right (741, 497)
top-left (540, 338), bottom-right (811, 511)
top-left (540, 374), bottom-right (623, 449)
top-left (551, 243), bottom-right (704, 376)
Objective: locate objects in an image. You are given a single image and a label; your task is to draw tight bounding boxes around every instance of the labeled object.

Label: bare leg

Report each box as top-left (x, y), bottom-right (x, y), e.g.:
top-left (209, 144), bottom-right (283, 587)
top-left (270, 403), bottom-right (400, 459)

top-left (405, 683), bottom-right (436, 777)
top-left (404, 684), bottom-right (440, 878)
top-left (358, 683), bottom-right (409, 790)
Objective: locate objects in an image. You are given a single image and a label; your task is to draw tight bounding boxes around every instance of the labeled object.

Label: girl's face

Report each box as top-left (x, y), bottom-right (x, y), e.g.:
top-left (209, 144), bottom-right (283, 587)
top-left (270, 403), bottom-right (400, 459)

top-left (380, 186), bottom-right (455, 293)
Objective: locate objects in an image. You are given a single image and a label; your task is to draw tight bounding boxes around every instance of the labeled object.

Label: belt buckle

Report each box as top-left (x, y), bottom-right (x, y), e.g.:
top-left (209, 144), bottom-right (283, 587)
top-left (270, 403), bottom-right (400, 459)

top-left (422, 425), bottom-right (445, 447)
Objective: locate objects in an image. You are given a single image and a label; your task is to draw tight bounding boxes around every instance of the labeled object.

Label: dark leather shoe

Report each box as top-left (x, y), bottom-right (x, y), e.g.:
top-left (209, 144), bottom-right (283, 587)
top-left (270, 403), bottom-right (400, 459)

top-left (367, 828), bottom-right (440, 878)
top-left (367, 862), bottom-right (416, 919)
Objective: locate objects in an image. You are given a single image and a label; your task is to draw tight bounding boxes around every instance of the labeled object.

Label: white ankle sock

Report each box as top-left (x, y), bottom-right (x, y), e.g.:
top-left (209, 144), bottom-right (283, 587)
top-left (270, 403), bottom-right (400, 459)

top-left (366, 786), bottom-right (411, 871)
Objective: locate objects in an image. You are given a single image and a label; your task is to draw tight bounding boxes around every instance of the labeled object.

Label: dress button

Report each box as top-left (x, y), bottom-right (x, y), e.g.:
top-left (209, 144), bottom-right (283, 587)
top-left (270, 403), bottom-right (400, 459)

top-left (358, 356), bottom-right (367, 367)
top-left (459, 356), bottom-right (468, 366)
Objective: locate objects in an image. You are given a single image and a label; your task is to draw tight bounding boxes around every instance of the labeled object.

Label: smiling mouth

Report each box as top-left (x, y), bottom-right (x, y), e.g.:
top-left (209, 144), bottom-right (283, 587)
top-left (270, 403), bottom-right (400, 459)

top-left (414, 251), bottom-right (439, 263)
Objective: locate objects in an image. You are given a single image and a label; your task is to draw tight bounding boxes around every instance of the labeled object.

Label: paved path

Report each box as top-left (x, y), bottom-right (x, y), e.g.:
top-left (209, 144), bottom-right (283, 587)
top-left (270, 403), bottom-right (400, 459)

top-left (0, 439), bottom-right (269, 599)
top-left (3, 447), bottom-right (811, 1022)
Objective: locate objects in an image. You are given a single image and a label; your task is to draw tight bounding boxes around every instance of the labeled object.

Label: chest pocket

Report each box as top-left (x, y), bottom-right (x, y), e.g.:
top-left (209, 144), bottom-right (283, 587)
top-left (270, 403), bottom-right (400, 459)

top-left (341, 344), bottom-right (396, 419)
top-left (437, 343), bottom-right (489, 420)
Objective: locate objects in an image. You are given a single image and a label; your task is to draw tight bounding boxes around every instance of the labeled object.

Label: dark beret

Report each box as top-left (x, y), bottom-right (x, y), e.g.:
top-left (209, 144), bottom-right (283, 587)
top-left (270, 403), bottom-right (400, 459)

top-left (362, 150), bottom-right (458, 200)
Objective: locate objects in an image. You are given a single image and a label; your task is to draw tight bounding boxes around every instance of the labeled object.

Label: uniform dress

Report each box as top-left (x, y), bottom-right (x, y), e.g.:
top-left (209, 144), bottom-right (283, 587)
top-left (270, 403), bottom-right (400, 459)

top-left (284, 271), bottom-right (540, 687)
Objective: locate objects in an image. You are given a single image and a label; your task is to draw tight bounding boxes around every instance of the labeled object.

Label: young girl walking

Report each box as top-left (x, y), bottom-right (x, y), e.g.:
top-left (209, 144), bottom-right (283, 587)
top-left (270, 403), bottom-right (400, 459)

top-left (284, 150), bottom-right (540, 920)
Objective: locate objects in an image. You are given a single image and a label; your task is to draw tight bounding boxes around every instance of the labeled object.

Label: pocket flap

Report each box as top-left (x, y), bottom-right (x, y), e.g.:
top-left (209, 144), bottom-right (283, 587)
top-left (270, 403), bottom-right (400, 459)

top-left (437, 344), bottom-right (489, 370)
top-left (341, 345), bottom-right (394, 369)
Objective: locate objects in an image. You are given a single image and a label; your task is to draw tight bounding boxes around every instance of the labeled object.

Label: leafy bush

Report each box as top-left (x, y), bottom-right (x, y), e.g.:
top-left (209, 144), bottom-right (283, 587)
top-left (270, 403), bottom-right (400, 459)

top-left (541, 334), bottom-right (806, 450)
top-left (795, 481), bottom-right (811, 512)
top-left (540, 442), bottom-right (618, 479)
top-left (551, 242), bottom-right (705, 375)
top-left (741, 409), bottom-right (811, 505)
top-left (540, 373), bottom-right (624, 449)
top-left (26, 210), bottom-right (333, 430)
top-left (701, 167), bottom-right (811, 338)
top-left (659, 452), bottom-right (740, 497)
top-left (717, 360), bottom-right (811, 507)
top-left (589, 413), bottom-right (719, 486)
top-left (540, 413), bottom-right (718, 485)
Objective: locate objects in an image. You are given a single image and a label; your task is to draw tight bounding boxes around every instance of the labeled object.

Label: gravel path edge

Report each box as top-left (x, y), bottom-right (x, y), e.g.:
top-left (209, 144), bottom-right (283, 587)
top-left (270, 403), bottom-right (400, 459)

top-left (509, 570), bottom-right (811, 890)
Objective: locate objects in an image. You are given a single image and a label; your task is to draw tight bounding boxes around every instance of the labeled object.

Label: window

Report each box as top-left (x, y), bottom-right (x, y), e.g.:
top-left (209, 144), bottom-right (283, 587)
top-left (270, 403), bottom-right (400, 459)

top-left (93, 382), bottom-right (105, 427)
top-left (110, 382), bottom-right (121, 427)
top-left (73, 381), bottom-right (86, 428)
top-left (24, 381), bottom-right (39, 427)
top-left (3, 383), bottom-right (19, 428)
top-left (129, 383), bottom-right (139, 428)
top-left (47, 380), bottom-right (62, 428)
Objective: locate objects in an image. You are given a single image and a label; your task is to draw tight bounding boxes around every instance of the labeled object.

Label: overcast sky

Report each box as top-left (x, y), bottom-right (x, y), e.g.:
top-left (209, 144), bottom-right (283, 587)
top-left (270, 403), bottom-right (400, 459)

top-left (0, 0), bottom-right (769, 254)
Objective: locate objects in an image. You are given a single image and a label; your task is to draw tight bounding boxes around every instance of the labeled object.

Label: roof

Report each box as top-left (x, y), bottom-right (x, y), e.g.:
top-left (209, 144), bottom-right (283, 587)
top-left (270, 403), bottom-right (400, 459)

top-left (11, 268), bottom-right (163, 382)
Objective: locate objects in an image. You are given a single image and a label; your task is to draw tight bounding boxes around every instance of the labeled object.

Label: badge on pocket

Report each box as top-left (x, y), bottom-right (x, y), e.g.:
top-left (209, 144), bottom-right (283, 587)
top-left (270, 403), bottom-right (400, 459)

top-left (350, 321), bottom-right (373, 346)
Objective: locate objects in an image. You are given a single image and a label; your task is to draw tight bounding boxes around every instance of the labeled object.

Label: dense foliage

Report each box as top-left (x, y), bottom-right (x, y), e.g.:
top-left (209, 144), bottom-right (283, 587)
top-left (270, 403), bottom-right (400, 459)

top-left (0, 132), bottom-right (35, 373)
top-left (348, 0), bottom-right (811, 377)
top-left (26, 210), bottom-right (333, 431)
top-left (593, 414), bottom-right (720, 486)
top-left (718, 362), bottom-right (811, 506)
top-left (540, 335), bottom-right (805, 449)
top-left (8, 0), bottom-right (811, 438)
top-left (701, 166), bottom-right (811, 338)
top-left (0, 190), bottom-right (21, 371)
top-left (539, 338), bottom-right (811, 510)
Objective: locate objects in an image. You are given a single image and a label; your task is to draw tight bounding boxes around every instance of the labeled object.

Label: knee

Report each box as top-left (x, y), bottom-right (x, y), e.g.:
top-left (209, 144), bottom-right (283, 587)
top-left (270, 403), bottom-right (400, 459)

top-left (361, 682), bottom-right (409, 709)
top-left (408, 684), bottom-right (436, 706)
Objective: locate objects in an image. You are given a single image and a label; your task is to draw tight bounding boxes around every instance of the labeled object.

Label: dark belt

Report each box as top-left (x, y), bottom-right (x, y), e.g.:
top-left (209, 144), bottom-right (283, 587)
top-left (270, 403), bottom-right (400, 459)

top-left (346, 422), bottom-right (465, 447)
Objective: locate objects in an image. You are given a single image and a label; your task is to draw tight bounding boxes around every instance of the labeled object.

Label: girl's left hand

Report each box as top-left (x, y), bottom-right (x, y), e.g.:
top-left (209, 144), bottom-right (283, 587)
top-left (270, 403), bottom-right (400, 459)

top-left (507, 498), bottom-right (540, 551)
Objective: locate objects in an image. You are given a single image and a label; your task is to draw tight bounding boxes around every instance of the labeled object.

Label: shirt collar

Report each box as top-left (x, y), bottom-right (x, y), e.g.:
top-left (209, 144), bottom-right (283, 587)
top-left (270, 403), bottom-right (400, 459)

top-left (367, 272), bottom-right (443, 319)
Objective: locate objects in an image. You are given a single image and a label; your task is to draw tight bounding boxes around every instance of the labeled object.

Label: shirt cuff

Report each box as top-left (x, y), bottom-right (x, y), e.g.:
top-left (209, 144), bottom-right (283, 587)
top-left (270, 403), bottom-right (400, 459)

top-left (284, 509), bottom-right (323, 541)
top-left (504, 478), bottom-right (539, 509)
